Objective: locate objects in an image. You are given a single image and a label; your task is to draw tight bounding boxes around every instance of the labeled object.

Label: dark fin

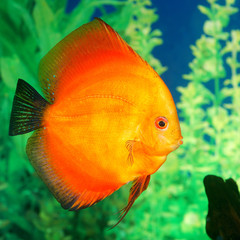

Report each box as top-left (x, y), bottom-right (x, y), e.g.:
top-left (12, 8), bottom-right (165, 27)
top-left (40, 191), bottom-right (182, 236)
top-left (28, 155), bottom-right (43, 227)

top-left (27, 129), bottom-right (116, 211)
top-left (110, 175), bottom-right (151, 229)
top-left (9, 79), bottom-right (49, 136)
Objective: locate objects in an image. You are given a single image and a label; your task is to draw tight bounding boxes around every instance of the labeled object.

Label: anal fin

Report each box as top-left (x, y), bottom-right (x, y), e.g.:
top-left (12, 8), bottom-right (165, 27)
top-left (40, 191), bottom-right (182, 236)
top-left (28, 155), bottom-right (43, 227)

top-left (110, 175), bottom-right (150, 229)
top-left (26, 129), bottom-right (117, 211)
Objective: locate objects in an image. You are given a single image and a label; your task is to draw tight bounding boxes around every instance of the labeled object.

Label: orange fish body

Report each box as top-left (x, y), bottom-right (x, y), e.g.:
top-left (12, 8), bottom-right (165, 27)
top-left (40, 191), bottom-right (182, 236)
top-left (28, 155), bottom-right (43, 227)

top-left (9, 18), bottom-right (182, 225)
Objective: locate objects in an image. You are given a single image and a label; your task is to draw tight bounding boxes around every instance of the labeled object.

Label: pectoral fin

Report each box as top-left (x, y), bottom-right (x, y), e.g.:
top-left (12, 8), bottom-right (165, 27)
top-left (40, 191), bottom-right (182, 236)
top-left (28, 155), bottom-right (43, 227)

top-left (125, 140), bottom-right (136, 165)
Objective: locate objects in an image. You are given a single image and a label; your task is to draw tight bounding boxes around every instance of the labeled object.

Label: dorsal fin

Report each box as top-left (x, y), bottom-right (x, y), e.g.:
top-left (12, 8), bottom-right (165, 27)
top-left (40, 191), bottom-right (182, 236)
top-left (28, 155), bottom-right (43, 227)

top-left (38, 18), bottom-right (144, 103)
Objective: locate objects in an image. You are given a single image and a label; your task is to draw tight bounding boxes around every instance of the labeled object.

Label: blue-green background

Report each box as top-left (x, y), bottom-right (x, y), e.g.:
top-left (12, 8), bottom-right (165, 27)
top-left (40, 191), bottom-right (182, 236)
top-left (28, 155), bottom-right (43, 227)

top-left (1, 0), bottom-right (240, 239)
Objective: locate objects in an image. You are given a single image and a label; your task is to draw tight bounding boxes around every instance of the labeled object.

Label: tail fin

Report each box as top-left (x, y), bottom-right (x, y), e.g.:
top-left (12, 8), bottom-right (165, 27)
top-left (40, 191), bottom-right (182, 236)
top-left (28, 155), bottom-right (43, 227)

top-left (9, 79), bottom-right (49, 136)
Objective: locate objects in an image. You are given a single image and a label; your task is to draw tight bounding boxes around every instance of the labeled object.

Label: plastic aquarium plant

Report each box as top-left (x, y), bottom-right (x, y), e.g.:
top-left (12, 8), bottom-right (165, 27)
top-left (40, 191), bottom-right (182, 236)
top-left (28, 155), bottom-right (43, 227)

top-left (0, 0), bottom-right (165, 239)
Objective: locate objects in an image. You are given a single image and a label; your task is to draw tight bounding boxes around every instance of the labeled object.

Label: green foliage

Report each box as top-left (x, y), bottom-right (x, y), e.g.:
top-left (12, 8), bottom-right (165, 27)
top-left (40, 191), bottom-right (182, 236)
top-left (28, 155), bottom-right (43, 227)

top-left (0, 0), bottom-right (165, 239)
top-left (179, 0), bottom-right (240, 175)
top-left (173, 0), bottom-right (240, 238)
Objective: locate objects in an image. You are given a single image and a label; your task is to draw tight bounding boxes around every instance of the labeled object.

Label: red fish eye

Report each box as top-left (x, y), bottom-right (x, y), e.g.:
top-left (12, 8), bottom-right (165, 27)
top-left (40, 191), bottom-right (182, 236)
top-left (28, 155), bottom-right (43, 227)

top-left (155, 117), bottom-right (168, 130)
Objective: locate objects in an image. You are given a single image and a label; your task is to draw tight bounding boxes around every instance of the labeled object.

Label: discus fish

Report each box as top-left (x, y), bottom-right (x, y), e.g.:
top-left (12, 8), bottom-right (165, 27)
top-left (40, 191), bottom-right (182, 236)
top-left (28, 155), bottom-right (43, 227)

top-left (9, 18), bottom-right (182, 227)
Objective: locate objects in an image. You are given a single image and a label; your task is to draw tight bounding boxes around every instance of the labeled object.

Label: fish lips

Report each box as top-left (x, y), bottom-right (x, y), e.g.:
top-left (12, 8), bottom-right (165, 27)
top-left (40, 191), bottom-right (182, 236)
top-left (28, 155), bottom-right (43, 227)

top-left (171, 136), bottom-right (183, 151)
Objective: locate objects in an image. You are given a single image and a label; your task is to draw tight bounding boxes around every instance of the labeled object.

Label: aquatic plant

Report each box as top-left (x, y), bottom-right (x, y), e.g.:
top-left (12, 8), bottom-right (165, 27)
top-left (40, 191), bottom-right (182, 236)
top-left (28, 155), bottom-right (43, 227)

top-left (178, 0), bottom-right (240, 179)
top-left (0, 0), bottom-right (165, 239)
top-left (166, 0), bottom-right (240, 238)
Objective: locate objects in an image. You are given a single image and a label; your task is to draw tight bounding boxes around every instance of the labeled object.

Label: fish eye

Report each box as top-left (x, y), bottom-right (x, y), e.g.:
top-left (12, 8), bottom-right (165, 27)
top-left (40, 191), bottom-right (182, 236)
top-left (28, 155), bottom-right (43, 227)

top-left (155, 117), bottom-right (168, 130)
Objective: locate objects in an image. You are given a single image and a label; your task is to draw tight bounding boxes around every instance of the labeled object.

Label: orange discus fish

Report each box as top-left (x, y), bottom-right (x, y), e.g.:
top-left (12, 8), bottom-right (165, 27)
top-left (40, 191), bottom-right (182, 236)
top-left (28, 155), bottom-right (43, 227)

top-left (9, 18), bottom-right (182, 226)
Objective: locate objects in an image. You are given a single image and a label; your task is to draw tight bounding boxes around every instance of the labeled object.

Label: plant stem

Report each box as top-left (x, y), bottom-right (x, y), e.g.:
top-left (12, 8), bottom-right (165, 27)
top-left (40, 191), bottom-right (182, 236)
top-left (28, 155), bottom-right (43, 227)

top-left (210, 1), bottom-right (221, 109)
top-left (214, 76), bottom-right (220, 108)
top-left (230, 31), bottom-right (238, 114)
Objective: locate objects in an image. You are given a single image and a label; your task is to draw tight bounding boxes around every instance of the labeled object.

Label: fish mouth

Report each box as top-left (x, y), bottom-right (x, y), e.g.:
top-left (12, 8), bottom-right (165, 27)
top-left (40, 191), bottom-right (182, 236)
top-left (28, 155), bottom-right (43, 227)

top-left (171, 136), bottom-right (183, 151)
top-left (151, 135), bottom-right (183, 155)
top-left (178, 136), bottom-right (183, 145)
